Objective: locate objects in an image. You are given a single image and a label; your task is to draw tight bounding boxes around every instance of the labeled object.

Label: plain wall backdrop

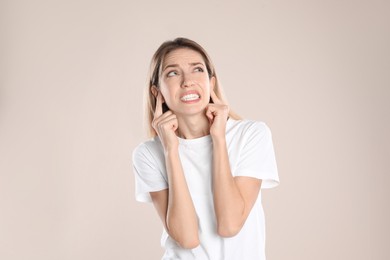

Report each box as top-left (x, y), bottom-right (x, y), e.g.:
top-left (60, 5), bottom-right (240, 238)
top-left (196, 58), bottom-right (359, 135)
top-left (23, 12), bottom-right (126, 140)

top-left (1, 0), bottom-right (389, 259)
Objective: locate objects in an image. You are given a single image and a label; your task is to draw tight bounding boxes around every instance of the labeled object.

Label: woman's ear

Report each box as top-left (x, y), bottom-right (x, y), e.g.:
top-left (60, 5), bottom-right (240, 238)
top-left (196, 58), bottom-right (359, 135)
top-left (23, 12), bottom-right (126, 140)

top-left (151, 86), bottom-right (165, 102)
top-left (210, 76), bottom-right (216, 92)
top-left (151, 85), bottom-right (158, 98)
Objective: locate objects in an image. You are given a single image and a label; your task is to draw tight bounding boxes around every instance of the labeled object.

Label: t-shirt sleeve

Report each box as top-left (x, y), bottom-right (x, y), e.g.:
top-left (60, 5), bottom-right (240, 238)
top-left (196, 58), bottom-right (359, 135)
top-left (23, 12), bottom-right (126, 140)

top-left (132, 143), bottom-right (168, 202)
top-left (234, 122), bottom-right (280, 189)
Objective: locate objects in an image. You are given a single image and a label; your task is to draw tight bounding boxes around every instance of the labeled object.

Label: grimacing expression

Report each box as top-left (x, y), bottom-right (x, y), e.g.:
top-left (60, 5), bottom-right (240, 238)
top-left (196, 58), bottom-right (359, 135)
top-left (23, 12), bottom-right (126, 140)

top-left (158, 48), bottom-right (215, 116)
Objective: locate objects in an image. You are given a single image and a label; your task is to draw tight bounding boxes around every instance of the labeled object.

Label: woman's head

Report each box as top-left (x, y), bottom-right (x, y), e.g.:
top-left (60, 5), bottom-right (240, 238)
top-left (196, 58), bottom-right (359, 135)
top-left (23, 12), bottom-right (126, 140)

top-left (144, 37), bottom-right (239, 137)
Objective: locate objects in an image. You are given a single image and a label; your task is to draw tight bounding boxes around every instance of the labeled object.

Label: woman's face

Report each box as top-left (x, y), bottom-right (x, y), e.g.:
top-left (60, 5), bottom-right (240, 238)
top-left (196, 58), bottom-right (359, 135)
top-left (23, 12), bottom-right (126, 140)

top-left (158, 48), bottom-right (215, 117)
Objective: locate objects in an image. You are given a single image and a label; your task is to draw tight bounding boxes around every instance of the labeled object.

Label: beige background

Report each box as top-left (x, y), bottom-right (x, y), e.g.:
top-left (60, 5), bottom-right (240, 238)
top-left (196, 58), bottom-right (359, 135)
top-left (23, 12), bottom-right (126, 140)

top-left (1, 0), bottom-right (389, 259)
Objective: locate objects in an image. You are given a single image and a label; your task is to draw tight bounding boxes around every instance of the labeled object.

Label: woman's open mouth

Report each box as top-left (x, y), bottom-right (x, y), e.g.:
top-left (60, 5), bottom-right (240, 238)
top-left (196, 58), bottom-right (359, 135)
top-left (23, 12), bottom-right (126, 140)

top-left (180, 93), bottom-right (200, 102)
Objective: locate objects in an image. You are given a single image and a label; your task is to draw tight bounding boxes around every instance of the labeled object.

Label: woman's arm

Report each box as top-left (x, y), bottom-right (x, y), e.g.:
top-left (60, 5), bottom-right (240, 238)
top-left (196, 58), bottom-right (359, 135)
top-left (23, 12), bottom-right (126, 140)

top-left (149, 90), bottom-right (199, 249)
top-left (150, 148), bottom-right (199, 249)
top-left (212, 136), bottom-right (261, 237)
top-left (206, 90), bottom-right (261, 237)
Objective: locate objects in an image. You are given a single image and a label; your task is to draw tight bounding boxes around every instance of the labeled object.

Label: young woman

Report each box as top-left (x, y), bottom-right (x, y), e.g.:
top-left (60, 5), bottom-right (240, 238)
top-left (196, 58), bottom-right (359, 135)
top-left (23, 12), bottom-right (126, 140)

top-left (133, 38), bottom-right (279, 260)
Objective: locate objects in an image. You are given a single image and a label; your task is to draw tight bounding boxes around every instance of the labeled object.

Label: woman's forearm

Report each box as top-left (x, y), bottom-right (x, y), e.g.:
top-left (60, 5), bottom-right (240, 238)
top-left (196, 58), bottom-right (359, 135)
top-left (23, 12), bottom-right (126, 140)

top-left (212, 137), bottom-right (246, 237)
top-left (164, 148), bottom-right (199, 248)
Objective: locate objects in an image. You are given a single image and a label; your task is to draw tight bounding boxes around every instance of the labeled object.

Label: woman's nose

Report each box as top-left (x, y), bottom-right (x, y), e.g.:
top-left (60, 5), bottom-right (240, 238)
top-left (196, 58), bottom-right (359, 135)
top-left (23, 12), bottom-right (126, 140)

top-left (181, 73), bottom-right (195, 88)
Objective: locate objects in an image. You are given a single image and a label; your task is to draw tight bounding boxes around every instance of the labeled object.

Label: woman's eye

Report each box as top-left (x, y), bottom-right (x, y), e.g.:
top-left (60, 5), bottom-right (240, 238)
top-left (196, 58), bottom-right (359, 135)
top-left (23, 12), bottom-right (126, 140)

top-left (194, 67), bottom-right (204, 72)
top-left (167, 71), bottom-right (178, 77)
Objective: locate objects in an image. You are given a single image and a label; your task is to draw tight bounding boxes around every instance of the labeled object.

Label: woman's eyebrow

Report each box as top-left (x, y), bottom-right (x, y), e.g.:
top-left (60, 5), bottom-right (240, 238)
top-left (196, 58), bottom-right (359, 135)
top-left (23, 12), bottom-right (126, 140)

top-left (189, 62), bottom-right (205, 67)
top-left (163, 62), bottom-right (204, 72)
top-left (163, 64), bottom-right (179, 71)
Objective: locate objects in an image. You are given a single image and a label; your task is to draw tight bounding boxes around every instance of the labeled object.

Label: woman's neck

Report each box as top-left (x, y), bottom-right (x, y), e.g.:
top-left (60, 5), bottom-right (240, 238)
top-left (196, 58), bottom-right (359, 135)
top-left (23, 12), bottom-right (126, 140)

top-left (175, 114), bottom-right (210, 139)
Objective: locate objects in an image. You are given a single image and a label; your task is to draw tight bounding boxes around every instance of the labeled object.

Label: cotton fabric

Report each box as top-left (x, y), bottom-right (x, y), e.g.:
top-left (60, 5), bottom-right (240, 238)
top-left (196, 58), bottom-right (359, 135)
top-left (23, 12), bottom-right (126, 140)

top-left (133, 119), bottom-right (279, 260)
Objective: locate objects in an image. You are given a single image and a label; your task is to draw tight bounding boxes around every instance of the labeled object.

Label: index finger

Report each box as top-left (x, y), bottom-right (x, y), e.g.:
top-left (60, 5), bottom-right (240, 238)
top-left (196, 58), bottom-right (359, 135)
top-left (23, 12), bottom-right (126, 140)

top-left (154, 91), bottom-right (163, 118)
top-left (210, 89), bottom-right (223, 105)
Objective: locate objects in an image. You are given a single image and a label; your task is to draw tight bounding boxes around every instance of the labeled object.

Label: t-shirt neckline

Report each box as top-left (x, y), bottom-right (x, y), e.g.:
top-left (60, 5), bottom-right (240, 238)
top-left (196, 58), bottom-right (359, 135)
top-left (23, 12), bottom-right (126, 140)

top-left (177, 118), bottom-right (234, 146)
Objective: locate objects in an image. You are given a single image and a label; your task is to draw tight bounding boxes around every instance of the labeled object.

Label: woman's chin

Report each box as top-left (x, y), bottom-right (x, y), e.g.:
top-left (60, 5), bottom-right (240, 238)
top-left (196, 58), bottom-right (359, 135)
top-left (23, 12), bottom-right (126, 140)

top-left (175, 108), bottom-right (207, 118)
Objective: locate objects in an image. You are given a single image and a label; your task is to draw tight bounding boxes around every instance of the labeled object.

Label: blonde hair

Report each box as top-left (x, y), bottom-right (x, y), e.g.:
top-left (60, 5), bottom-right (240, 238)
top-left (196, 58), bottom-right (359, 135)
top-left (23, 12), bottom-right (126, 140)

top-left (144, 37), bottom-right (240, 138)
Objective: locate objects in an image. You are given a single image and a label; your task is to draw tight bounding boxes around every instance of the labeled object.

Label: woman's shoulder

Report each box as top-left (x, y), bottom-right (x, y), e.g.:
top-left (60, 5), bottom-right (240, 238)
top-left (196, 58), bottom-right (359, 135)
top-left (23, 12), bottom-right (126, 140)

top-left (227, 118), bottom-right (270, 134)
top-left (132, 136), bottom-right (163, 161)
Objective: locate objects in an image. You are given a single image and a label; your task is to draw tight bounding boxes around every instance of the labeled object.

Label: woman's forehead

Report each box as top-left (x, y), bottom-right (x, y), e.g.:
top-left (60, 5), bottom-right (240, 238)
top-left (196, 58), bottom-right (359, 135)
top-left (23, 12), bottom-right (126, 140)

top-left (162, 48), bottom-right (205, 67)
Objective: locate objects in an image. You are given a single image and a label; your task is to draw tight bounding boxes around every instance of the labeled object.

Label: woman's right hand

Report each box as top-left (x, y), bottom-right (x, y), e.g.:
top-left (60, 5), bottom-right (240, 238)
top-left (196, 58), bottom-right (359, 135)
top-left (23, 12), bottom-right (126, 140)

top-left (152, 91), bottom-right (179, 152)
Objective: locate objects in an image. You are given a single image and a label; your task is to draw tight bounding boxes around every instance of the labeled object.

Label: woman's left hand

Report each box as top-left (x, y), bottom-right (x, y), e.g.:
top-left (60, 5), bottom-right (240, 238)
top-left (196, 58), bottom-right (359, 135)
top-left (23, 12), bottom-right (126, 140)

top-left (205, 89), bottom-right (229, 139)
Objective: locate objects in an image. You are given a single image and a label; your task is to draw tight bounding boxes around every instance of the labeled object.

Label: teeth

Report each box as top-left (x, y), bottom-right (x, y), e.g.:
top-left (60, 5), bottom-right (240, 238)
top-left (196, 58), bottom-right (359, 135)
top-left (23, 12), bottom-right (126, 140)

top-left (181, 94), bottom-right (200, 101)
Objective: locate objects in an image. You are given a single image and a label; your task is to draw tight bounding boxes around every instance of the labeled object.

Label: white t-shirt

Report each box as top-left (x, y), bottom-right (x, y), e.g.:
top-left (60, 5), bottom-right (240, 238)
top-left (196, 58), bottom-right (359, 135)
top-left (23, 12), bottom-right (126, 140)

top-left (133, 119), bottom-right (279, 260)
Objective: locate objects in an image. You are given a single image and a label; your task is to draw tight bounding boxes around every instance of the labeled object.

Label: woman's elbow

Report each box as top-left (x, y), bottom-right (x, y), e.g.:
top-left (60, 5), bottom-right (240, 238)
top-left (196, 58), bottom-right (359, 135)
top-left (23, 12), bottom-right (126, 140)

top-left (177, 237), bottom-right (200, 249)
top-left (167, 225), bottom-right (200, 249)
top-left (217, 223), bottom-right (242, 237)
top-left (168, 228), bottom-right (200, 249)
